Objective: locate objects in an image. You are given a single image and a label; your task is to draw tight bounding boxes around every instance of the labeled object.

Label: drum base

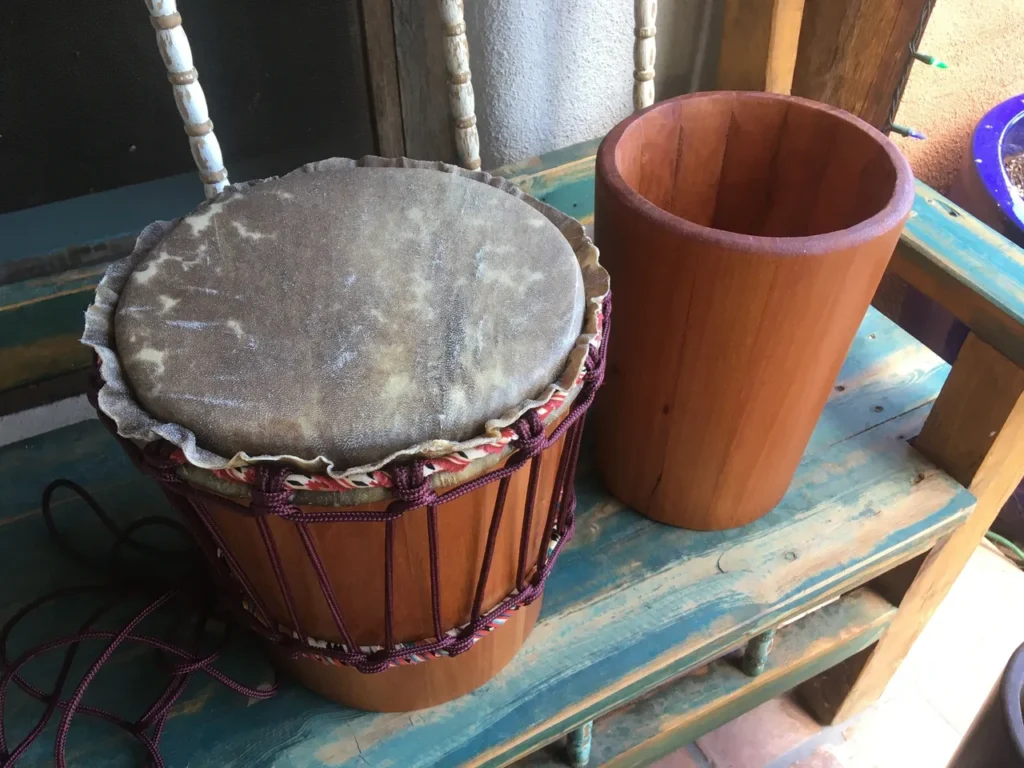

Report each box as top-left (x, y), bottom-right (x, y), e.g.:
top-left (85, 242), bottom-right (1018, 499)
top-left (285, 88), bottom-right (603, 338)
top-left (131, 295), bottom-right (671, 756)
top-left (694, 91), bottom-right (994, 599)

top-left (277, 598), bottom-right (542, 712)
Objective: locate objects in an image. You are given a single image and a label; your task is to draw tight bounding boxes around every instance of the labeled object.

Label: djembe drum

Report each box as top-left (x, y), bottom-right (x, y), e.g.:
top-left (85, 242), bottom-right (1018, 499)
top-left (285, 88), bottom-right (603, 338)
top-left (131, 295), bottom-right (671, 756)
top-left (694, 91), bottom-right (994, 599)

top-left (83, 157), bottom-right (609, 711)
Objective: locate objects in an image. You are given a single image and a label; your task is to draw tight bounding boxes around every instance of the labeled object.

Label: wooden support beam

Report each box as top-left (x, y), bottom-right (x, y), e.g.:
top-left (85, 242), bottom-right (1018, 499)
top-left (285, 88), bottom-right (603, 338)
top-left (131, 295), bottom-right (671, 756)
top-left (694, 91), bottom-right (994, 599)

top-left (791, 0), bottom-right (934, 128)
top-left (798, 333), bottom-right (1024, 724)
top-left (361, 0), bottom-right (406, 157)
top-left (717, 0), bottom-right (806, 94)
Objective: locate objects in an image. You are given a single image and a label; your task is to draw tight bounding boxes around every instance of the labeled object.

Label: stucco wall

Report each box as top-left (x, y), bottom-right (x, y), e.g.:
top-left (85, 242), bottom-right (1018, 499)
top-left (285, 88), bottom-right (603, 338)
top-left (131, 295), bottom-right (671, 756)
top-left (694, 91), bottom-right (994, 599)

top-left (394, 0), bottom-right (719, 169)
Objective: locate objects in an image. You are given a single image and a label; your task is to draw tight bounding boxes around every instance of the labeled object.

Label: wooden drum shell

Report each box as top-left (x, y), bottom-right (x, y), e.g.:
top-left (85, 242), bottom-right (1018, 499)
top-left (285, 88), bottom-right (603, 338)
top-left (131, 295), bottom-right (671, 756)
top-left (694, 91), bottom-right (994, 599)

top-left (593, 92), bottom-right (915, 530)
top-left (190, 423), bottom-right (572, 711)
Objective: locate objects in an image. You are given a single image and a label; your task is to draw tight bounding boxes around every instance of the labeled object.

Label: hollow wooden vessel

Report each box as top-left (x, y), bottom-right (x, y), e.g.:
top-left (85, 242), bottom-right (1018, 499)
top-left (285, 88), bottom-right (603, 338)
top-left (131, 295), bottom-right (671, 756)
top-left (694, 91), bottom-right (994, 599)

top-left (593, 91), bottom-right (915, 530)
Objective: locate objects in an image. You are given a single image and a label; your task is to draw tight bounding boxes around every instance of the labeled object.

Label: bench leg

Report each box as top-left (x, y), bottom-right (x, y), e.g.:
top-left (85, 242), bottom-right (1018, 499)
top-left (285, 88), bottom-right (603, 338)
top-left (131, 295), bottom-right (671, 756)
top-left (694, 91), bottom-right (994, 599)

top-left (797, 334), bottom-right (1024, 724)
top-left (742, 628), bottom-right (777, 676)
top-left (566, 720), bottom-right (593, 767)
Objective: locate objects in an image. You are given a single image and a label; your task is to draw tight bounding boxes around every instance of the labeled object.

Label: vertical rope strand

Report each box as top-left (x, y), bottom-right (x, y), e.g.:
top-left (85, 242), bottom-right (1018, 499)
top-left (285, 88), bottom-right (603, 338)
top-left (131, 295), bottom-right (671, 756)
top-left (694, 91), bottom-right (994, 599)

top-left (187, 500), bottom-right (275, 628)
top-left (557, 421), bottom-right (586, 533)
top-left (538, 424), bottom-right (577, 570)
top-left (295, 522), bottom-right (358, 651)
top-left (471, 476), bottom-right (511, 620)
top-left (255, 518), bottom-right (306, 642)
top-left (426, 506), bottom-right (444, 640)
top-left (384, 519), bottom-right (396, 650)
top-left (516, 454), bottom-right (543, 589)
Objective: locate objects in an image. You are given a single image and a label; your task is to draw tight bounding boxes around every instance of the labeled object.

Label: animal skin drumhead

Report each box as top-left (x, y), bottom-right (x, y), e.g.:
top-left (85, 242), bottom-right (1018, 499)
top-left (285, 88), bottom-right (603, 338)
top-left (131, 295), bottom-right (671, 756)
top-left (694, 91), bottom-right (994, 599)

top-left (114, 165), bottom-right (585, 470)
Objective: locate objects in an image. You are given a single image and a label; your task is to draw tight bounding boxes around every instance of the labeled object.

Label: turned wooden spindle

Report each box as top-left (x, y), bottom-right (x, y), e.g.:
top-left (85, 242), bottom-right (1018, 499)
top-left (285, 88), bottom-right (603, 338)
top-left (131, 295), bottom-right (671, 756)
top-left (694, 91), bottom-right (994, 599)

top-left (633, 0), bottom-right (657, 111)
top-left (437, 0), bottom-right (481, 170)
top-left (144, 0), bottom-right (229, 198)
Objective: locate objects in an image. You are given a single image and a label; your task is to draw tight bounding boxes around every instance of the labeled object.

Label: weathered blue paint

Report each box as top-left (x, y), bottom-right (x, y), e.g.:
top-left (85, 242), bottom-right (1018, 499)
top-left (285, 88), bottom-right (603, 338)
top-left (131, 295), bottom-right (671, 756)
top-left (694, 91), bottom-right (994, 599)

top-left (565, 721), bottom-right (593, 767)
top-left (0, 173), bottom-right (202, 267)
top-left (519, 589), bottom-right (895, 768)
top-left (897, 181), bottom-right (1024, 367)
top-left (743, 628), bottom-right (778, 677)
top-left (0, 313), bottom-right (973, 767)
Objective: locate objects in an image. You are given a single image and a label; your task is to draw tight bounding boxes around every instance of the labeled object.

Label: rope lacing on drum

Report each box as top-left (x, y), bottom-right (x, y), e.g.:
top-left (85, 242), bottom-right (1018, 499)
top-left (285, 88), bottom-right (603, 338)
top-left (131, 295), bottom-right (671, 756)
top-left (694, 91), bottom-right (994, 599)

top-left (390, 461), bottom-right (436, 510)
top-left (511, 410), bottom-right (546, 461)
top-left (248, 466), bottom-right (295, 517)
top-left (75, 292), bottom-right (611, 677)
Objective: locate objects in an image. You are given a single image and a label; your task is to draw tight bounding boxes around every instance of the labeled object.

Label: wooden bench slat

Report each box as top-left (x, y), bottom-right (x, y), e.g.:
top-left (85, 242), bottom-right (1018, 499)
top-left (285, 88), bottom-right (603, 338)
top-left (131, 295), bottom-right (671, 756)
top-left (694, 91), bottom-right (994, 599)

top-left (0, 314), bottom-right (972, 765)
top-left (517, 588), bottom-right (895, 768)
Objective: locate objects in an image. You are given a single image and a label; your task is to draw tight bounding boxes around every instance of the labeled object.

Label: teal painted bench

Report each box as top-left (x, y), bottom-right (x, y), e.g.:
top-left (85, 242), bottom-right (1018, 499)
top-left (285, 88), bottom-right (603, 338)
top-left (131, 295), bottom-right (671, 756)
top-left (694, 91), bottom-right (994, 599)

top-left (2, 139), bottom-right (1023, 766)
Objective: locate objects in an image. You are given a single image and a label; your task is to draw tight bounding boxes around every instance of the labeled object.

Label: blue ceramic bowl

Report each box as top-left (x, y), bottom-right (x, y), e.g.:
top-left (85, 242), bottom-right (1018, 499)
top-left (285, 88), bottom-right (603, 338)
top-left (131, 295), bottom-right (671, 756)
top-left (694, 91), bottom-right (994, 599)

top-left (972, 94), bottom-right (1024, 245)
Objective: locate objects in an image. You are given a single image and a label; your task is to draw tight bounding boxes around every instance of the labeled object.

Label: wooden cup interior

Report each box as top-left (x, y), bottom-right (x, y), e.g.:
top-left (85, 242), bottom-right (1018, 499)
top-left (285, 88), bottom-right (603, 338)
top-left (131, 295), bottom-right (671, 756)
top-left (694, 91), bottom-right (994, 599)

top-left (613, 93), bottom-right (899, 238)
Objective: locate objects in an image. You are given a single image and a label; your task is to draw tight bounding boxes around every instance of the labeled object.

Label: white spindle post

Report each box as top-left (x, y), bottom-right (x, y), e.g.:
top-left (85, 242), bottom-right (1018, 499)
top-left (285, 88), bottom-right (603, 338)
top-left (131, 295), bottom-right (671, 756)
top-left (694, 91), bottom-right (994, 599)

top-left (144, 0), bottom-right (229, 198)
top-left (633, 0), bottom-right (657, 111)
top-left (437, 0), bottom-right (481, 170)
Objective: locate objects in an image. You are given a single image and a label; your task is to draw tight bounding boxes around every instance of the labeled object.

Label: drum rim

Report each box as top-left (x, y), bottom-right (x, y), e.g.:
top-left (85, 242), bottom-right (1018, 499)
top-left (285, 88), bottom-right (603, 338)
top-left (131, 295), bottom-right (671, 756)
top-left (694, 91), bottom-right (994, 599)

top-left (83, 156), bottom-right (610, 500)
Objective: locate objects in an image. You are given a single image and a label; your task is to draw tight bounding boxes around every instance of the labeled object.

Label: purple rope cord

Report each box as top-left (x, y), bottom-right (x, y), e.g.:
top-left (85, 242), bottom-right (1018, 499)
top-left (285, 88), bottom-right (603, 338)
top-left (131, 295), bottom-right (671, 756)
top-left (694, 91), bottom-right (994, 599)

top-left (0, 481), bottom-right (276, 768)
top-left (427, 506), bottom-right (444, 640)
top-left (472, 475), bottom-right (512, 622)
top-left (295, 521), bottom-right (358, 651)
top-left (516, 453), bottom-right (543, 589)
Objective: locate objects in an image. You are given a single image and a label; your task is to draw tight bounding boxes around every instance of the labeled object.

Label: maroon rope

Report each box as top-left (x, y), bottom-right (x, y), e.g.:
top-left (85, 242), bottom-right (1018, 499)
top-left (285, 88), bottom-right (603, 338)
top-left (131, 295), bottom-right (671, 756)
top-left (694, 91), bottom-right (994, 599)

top-left (472, 476), bottom-right (511, 622)
top-left (255, 516), bottom-right (307, 642)
top-left (516, 453), bottom-right (542, 589)
top-left (383, 519), bottom-right (396, 651)
top-left (295, 522), bottom-right (358, 651)
top-left (538, 421), bottom-right (577, 571)
top-left (427, 506), bottom-right (444, 640)
top-left (186, 498), bottom-right (276, 630)
top-left (557, 420), bottom-right (586, 534)
top-left (0, 481), bottom-right (276, 768)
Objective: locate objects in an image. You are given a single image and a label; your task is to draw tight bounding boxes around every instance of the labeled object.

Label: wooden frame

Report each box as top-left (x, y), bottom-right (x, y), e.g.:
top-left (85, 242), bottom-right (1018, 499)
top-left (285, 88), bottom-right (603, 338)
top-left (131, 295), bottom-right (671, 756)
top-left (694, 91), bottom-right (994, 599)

top-left (791, 0), bottom-right (935, 128)
top-left (717, 0), bottom-right (806, 94)
top-left (360, 0), bottom-right (406, 157)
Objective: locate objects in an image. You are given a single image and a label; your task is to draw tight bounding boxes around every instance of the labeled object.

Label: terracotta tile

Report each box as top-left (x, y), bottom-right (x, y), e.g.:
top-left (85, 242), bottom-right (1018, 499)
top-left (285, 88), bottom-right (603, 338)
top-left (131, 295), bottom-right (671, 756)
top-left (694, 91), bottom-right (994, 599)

top-left (650, 744), bottom-right (706, 768)
top-left (891, 547), bottom-right (1024, 733)
top-left (833, 689), bottom-right (960, 768)
top-left (696, 696), bottom-right (820, 767)
top-left (789, 746), bottom-right (846, 768)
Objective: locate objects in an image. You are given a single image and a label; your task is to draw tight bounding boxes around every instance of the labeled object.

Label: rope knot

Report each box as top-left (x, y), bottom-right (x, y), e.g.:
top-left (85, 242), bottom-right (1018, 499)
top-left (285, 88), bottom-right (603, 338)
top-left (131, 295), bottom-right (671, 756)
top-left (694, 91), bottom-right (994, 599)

top-left (248, 467), bottom-right (295, 516)
top-left (390, 461), bottom-right (436, 509)
top-left (512, 410), bottom-right (546, 459)
top-left (140, 441), bottom-right (182, 486)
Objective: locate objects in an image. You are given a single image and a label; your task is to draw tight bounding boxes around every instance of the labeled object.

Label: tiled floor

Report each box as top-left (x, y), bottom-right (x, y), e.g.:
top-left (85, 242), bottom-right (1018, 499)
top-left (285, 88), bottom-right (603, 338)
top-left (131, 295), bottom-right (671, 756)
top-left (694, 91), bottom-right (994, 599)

top-left (651, 542), bottom-right (1024, 768)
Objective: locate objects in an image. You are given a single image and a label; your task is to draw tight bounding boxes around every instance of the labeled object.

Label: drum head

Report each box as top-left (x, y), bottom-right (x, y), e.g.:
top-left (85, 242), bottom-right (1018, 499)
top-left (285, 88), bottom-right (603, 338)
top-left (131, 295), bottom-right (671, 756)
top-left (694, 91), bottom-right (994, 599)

top-left (112, 163), bottom-right (585, 472)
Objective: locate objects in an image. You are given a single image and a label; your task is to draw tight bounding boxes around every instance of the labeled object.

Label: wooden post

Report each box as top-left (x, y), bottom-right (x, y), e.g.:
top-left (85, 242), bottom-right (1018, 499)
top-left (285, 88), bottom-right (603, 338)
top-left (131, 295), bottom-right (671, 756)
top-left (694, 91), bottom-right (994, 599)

top-left (790, 0), bottom-right (935, 128)
top-left (143, 0), bottom-right (228, 199)
top-left (717, 0), bottom-right (806, 94)
top-left (798, 333), bottom-right (1024, 724)
top-left (633, 0), bottom-right (657, 111)
top-left (742, 628), bottom-right (778, 676)
top-left (566, 721), bottom-right (594, 768)
top-left (361, 0), bottom-right (406, 157)
top-left (437, 0), bottom-right (480, 170)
